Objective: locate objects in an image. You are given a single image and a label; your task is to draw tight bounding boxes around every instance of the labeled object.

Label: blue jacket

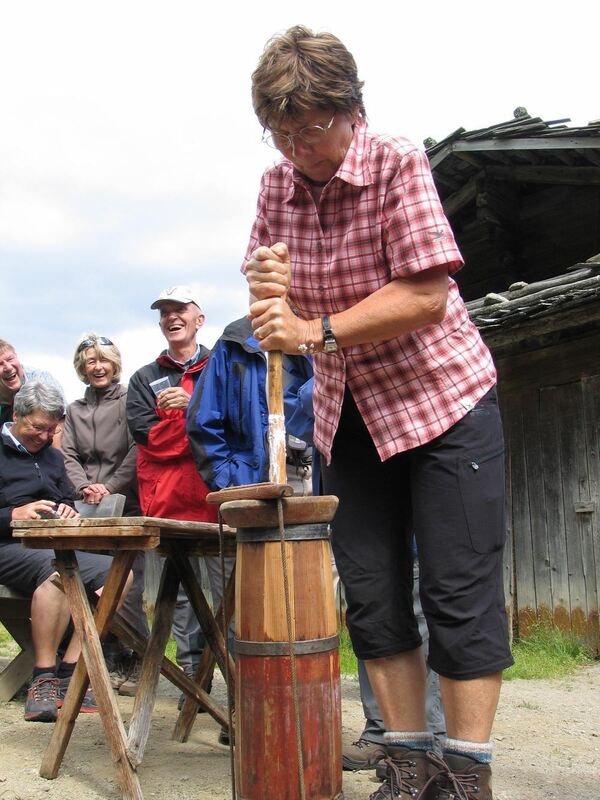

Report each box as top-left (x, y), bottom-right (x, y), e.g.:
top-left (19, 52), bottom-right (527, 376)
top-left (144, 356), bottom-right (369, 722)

top-left (187, 318), bottom-right (269, 490)
top-left (283, 363), bottom-right (320, 494)
top-left (284, 359), bottom-right (314, 444)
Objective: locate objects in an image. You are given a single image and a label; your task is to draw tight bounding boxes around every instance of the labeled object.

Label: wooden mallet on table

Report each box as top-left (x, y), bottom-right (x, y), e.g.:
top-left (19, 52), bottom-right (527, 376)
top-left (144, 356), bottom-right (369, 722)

top-left (207, 295), bottom-right (342, 800)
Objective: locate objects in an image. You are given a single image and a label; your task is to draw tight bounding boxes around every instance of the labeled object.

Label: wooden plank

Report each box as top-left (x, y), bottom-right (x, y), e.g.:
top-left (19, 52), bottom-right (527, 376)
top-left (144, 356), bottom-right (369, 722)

top-left (428, 143), bottom-right (453, 170)
top-left (484, 308), bottom-right (600, 359)
top-left (555, 383), bottom-right (589, 637)
top-left (521, 390), bottom-right (553, 620)
top-left (581, 376), bottom-right (600, 653)
top-left (487, 165), bottom-right (600, 185)
top-left (0, 602), bottom-right (35, 700)
top-left (538, 387), bottom-right (571, 629)
top-left (498, 392), bottom-right (515, 643)
top-left (207, 483), bottom-right (293, 504)
top-left (16, 525), bottom-right (158, 537)
top-left (40, 551), bottom-right (141, 799)
top-left (452, 136), bottom-right (600, 152)
top-left (150, 518), bottom-right (235, 536)
top-left (504, 392), bottom-right (537, 633)
top-left (219, 495), bottom-right (338, 528)
top-left (21, 536), bottom-right (159, 551)
top-left (442, 174), bottom-right (480, 217)
top-left (126, 557), bottom-right (180, 768)
top-left (12, 516), bottom-right (235, 535)
top-left (0, 646), bottom-right (35, 701)
top-left (496, 331), bottom-right (600, 394)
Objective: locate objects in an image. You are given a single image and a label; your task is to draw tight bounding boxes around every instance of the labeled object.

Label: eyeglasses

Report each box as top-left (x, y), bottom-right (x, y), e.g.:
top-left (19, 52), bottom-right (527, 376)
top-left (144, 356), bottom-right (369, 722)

top-left (22, 417), bottom-right (60, 437)
top-left (76, 336), bottom-right (113, 353)
top-left (262, 113), bottom-right (337, 153)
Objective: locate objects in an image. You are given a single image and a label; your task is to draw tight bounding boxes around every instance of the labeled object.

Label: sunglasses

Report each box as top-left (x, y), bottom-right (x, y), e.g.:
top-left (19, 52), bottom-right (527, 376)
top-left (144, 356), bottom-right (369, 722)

top-left (76, 336), bottom-right (114, 353)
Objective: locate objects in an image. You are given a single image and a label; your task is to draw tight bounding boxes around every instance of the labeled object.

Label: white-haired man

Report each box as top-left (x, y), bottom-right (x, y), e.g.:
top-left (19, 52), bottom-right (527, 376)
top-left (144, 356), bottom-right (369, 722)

top-left (126, 286), bottom-right (228, 735)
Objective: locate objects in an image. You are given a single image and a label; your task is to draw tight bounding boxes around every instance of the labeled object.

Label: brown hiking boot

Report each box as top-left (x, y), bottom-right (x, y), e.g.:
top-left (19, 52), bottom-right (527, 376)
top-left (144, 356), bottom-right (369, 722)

top-left (107, 652), bottom-right (132, 690)
top-left (343, 737), bottom-right (387, 771)
top-left (369, 746), bottom-right (431, 799)
top-left (118, 655), bottom-right (142, 697)
top-left (429, 751), bottom-right (493, 800)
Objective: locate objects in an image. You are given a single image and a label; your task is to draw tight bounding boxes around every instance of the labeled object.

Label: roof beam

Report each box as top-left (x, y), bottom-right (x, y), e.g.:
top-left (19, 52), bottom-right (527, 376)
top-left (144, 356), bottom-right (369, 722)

top-left (486, 165), bottom-right (600, 185)
top-left (442, 173), bottom-right (481, 217)
top-left (452, 137), bottom-right (600, 152)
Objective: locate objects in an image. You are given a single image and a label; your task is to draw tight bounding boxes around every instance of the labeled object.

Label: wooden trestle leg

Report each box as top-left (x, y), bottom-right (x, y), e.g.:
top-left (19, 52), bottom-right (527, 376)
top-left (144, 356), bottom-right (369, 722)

top-left (126, 556), bottom-right (180, 768)
top-left (172, 560), bottom-right (236, 743)
top-left (40, 550), bottom-right (142, 800)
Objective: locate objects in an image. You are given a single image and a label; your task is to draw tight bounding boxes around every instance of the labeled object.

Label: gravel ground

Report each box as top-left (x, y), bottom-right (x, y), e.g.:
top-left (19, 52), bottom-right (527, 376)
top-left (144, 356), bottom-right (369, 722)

top-left (0, 661), bottom-right (598, 799)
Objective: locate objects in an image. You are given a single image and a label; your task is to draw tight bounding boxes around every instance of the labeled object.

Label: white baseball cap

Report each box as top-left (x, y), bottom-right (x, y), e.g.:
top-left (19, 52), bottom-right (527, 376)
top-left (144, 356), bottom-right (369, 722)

top-left (150, 285), bottom-right (203, 311)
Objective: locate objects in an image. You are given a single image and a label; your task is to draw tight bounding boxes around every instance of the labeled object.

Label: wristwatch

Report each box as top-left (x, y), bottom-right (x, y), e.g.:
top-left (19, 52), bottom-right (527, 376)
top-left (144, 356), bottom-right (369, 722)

top-left (322, 315), bottom-right (338, 354)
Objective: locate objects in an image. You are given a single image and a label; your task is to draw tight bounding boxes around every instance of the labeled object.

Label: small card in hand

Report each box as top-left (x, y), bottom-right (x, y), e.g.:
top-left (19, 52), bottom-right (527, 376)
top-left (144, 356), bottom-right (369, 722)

top-left (149, 377), bottom-right (171, 396)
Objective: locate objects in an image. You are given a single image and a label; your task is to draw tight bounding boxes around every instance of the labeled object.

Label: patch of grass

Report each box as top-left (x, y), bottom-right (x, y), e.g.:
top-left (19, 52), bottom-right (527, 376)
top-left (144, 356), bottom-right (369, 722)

top-left (0, 623), bottom-right (19, 658)
top-left (336, 621), bottom-right (594, 682)
top-left (338, 625), bottom-right (358, 676)
top-left (505, 623), bottom-right (593, 681)
top-left (165, 637), bottom-right (177, 664)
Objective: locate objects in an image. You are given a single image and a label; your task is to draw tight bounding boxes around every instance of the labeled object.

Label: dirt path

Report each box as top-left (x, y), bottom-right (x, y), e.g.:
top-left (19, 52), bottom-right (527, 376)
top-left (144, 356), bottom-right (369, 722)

top-left (0, 662), bottom-right (598, 800)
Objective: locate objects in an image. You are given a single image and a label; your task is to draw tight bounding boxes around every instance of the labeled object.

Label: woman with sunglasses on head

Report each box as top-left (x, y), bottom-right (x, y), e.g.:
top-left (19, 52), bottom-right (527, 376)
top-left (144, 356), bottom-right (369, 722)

top-left (60, 333), bottom-right (150, 696)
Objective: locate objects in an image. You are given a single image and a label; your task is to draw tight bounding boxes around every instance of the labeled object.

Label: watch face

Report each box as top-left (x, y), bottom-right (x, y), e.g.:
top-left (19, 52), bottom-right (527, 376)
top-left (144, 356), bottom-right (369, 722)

top-left (322, 315), bottom-right (338, 353)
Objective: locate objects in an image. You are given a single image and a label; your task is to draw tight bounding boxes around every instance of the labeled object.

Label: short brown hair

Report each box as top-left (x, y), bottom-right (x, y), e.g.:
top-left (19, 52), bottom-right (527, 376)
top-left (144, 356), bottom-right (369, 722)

top-left (73, 333), bottom-right (122, 384)
top-left (252, 25), bottom-right (365, 130)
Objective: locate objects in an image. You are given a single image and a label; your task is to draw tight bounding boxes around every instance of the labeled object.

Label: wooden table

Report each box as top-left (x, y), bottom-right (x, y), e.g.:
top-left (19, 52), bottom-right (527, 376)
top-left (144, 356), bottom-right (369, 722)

top-left (12, 516), bottom-right (236, 800)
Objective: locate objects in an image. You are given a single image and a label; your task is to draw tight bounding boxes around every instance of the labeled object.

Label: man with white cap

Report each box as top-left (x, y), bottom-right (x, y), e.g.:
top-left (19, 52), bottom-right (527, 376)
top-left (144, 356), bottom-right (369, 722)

top-left (126, 286), bottom-right (223, 726)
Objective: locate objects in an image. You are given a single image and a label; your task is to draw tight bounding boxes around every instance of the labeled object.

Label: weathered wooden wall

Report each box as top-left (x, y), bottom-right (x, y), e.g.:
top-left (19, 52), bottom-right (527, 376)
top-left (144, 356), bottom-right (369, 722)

top-left (495, 329), bottom-right (600, 654)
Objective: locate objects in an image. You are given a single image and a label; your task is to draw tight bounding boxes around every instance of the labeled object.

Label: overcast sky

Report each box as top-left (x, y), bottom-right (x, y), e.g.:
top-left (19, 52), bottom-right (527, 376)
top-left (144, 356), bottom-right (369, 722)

top-left (1, 0), bottom-right (596, 402)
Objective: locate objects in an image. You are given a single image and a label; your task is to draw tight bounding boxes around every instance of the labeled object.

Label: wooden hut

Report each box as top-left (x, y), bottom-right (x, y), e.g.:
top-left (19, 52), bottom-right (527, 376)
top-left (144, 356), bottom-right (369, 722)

top-left (427, 111), bottom-right (600, 652)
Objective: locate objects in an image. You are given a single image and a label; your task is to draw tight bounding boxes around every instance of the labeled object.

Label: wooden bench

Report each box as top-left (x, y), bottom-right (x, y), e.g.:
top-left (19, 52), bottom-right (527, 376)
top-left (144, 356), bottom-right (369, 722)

top-left (0, 584), bottom-right (35, 701)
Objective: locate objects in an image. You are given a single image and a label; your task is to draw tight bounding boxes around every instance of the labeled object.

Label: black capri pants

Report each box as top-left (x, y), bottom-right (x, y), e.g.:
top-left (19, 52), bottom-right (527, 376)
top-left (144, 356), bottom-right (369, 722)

top-left (0, 542), bottom-right (112, 595)
top-left (322, 386), bottom-right (513, 680)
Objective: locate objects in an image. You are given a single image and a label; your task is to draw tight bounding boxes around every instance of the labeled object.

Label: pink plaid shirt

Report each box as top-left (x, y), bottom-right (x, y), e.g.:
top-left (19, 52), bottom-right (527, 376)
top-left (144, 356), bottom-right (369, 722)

top-left (243, 122), bottom-right (496, 463)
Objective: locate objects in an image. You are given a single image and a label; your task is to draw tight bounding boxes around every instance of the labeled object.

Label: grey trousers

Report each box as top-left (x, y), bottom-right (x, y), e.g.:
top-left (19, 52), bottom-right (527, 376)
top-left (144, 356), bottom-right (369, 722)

top-left (358, 562), bottom-right (446, 743)
top-left (116, 552), bottom-right (150, 640)
top-left (172, 555), bottom-right (236, 674)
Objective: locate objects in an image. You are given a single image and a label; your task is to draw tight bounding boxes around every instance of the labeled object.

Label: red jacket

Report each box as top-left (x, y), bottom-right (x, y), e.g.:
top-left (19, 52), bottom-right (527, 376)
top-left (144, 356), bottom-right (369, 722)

top-left (126, 350), bottom-right (217, 522)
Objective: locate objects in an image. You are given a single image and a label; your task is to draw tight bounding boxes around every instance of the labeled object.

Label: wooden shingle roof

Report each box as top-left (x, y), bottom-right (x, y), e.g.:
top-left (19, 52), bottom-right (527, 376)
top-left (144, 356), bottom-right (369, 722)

top-left (466, 254), bottom-right (600, 331)
top-left (426, 109), bottom-right (600, 207)
top-left (425, 109), bottom-right (600, 303)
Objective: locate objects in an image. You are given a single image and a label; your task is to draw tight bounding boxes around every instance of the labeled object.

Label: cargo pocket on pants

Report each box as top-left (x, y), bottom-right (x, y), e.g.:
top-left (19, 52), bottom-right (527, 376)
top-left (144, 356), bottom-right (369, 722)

top-left (458, 447), bottom-right (506, 554)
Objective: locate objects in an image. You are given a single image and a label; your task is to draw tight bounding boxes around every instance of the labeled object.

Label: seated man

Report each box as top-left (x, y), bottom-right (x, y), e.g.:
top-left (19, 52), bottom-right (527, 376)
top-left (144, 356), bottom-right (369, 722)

top-left (0, 381), bottom-right (130, 722)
